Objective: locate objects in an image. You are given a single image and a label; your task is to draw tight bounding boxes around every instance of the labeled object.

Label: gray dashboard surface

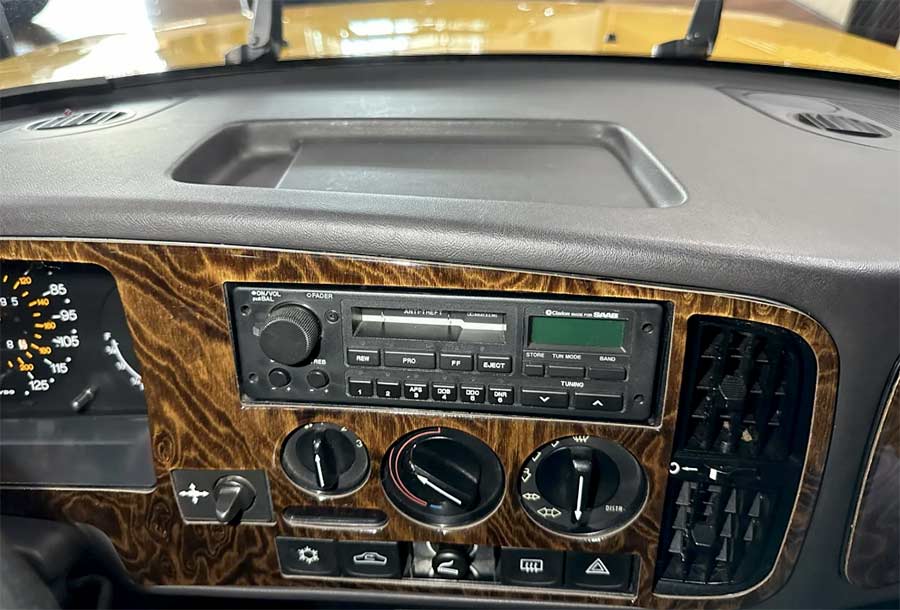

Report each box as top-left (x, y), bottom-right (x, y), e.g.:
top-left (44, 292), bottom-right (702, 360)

top-left (1, 59), bottom-right (898, 609)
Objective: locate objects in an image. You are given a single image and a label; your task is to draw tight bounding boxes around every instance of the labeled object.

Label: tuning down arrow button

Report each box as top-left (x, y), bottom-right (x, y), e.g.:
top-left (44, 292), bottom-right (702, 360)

top-left (522, 389), bottom-right (568, 408)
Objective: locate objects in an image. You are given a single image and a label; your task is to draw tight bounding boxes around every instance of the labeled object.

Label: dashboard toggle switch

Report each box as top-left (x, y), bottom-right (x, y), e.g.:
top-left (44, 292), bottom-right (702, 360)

top-left (213, 474), bottom-right (257, 524)
top-left (171, 469), bottom-right (274, 524)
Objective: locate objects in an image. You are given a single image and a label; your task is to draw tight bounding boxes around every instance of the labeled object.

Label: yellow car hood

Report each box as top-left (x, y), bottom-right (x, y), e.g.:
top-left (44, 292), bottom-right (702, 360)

top-left (2, 1), bottom-right (898, 92)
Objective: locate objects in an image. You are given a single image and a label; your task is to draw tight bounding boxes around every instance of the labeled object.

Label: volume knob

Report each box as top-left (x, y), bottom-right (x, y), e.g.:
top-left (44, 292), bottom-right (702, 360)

top-left (259, 304), bottom-right (321, 365)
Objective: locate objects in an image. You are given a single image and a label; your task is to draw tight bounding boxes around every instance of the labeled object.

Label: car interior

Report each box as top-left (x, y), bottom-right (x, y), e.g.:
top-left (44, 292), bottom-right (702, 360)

top-left (0, 0), bottom-right (898, 608)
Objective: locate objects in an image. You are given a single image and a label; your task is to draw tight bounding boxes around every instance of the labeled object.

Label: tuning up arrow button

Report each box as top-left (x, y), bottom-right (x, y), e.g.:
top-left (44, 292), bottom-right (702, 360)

top-left (573, 393), bottom-right (624, 412)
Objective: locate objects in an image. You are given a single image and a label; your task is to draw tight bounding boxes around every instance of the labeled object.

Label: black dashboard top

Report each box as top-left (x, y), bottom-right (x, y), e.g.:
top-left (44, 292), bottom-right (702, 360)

top-left (0, 57), bottom-right (898, 609)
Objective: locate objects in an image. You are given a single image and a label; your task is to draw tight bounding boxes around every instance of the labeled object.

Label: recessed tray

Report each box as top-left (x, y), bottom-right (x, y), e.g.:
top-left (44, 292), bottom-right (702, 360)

top-left (172, 119), bottom-right (686, 208)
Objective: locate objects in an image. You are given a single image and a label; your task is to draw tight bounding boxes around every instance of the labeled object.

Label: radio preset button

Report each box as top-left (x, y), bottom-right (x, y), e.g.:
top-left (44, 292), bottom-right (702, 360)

top-left (477, 355), bottom-right (512, 374)
top-left (431, 384), bottom-right (458, 402)
top-left (573, 393), bottom-right (624, 411)
top-left (523, 363), bottom-right (545, 377)
top-left (587, 366), bottom-right (627, 381)
top-left (375, 380), bottom-right (401, 399)
top-left (385, 351), bottom-right (436, 370)
top-left (547, 365), bottom-right (585, 379)
top-left (488, 387), bottom-right (514, 405)
top-left (403, 381), bottom-right (429, 400)
top-left (347, 348), bottom-right (380, 367)
top-left (439, 353), bottom-right (474, 371)
top-left (522, 389), bottom-right (569, 408)
top-left (460, 385), bottom-right (486, 404)
top-left (347, 379), bottom-right (374, 397)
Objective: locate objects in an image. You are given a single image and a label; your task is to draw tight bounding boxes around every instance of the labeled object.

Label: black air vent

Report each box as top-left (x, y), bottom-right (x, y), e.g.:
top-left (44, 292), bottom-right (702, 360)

top-left (30, 111), bottom-right (130, 131)
top-left (654, 318), bottom-right (816, 596)
top-left (796, 112), bottom-right (890, 138)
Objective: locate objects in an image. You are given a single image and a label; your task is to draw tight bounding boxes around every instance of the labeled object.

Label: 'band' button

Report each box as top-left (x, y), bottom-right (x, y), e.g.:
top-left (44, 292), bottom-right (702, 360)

top-left (347, 379), bottom-right (374, 397)
top-left (347, 348), bottom-right (380, 367)
top-left (384, 351), bottom-right (436, 369)
top-left (477, 355), bottom-right (512, 374)
top-left (431, 383), bottom-right (458, 402)
top-left (522, 389), bottom-right (569, 408)
top-left (587, 366), bottom-right (627, 381)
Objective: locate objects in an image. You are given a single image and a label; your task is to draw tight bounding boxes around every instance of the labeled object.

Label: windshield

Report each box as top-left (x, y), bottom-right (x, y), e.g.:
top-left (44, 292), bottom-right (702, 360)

top-left (1, 0), bottom-right (898, 92)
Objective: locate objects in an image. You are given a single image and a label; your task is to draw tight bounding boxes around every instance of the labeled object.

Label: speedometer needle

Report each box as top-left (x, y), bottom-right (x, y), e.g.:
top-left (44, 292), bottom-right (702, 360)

top-left (416, 473), bottom-right (462, 506)
top-left (574, 475), bottom-right (584, 520)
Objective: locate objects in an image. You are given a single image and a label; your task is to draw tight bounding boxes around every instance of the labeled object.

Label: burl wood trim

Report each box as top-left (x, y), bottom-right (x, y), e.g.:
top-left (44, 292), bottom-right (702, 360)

top-left (0, 240), bottom-right (838, 608)
top-left (844, 362), bottom-right (900, 588)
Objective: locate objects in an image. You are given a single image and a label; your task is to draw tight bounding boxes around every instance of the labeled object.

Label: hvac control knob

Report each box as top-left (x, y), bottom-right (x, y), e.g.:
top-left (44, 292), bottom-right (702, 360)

top-left (519, 436), bottom-right (647, 536)
top-left (258, 304), bottom-right (321, 365)
top-left (381, 427), bottom-right (504, 528)
top-left (213, 475), bottom-right (257, 524)
top-left (281, 422), bottom-right (370, 497)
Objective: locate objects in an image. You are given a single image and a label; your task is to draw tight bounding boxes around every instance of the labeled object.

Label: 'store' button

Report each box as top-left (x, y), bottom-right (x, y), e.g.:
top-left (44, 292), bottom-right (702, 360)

top-left (564, 553), bottom-right (635, 592)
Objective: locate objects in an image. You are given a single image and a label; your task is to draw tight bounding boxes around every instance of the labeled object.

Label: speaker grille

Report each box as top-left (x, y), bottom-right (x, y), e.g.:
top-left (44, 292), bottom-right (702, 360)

top-left (654, 317), bottom-right (816, 595)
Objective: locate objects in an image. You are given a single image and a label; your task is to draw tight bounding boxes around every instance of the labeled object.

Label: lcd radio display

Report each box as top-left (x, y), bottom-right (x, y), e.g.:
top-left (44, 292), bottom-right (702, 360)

top-left (528, 316), bottom-right (626, 349)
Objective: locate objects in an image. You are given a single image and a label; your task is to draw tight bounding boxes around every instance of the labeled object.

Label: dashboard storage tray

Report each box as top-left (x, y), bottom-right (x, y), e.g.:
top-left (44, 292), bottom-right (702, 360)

top-left (172, 119), bottom-right (687, 209)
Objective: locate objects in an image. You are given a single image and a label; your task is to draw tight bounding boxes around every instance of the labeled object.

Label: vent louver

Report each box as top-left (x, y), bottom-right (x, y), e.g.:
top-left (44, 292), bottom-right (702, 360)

top-left (796, 112), bottom-right (890, 138)
top-left (655, 318), bottom-right (816, 595)
top-left (30, 110), bottom-right (129, 131)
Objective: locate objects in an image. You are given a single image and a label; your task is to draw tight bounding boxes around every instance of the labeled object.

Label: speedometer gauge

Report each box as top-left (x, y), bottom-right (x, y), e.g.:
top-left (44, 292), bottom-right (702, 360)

top-left (0, 260), bottom-right (147, 417)
top-left (1, 262), bottom-right (80, 402)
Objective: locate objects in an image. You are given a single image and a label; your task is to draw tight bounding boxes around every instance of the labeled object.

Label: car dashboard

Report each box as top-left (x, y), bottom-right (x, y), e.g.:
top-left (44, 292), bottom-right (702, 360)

top-left (0, 58), bottom-right (897, 609)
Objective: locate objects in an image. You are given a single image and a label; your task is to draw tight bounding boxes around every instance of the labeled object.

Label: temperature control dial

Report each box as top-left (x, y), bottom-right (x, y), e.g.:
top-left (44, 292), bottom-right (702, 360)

top-left (382, 427), bottom-right (504, 528)
top-left (519, 436), bottom-right (646, 537)
top-left (281, 422), bottom-right (370, 497)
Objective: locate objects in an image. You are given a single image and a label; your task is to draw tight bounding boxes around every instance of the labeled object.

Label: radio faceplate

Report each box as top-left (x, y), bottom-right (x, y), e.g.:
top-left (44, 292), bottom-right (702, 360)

top-left (229, 287), bottom-right (666, 423)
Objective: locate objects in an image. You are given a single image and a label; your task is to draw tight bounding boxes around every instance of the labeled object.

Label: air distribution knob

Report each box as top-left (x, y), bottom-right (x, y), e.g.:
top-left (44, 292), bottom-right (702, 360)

top-left (519, 436), bottom-right (647, 536)
top-left (281, 422), bottom-right (370, 497)
top-left (258, 304), bottom-right (321, 365)
top-left (381, 427), bottom-right (504, 528)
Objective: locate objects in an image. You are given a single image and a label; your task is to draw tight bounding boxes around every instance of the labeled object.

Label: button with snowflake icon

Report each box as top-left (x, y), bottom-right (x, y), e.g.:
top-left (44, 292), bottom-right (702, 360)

top-left (276, 537), bottom-right (338, 575)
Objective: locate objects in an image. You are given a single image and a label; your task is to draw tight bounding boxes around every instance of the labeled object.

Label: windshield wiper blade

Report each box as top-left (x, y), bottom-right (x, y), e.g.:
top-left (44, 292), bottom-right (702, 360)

top-left (225, 0), bottom-right (284, 65)
top-left (652, 0), bottom-right (724, 60)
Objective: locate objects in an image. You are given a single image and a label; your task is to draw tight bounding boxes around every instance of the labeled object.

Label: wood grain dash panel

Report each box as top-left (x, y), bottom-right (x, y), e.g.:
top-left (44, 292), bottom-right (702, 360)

top-left (845, 362), bottom-right (900, 588)
top-left (0, 240), bottom-right (838, 608)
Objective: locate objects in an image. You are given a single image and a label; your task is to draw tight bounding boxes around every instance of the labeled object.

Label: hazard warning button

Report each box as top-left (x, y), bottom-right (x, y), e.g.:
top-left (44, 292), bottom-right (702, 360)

top-left (564, 553), bottom-right (635, 592)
